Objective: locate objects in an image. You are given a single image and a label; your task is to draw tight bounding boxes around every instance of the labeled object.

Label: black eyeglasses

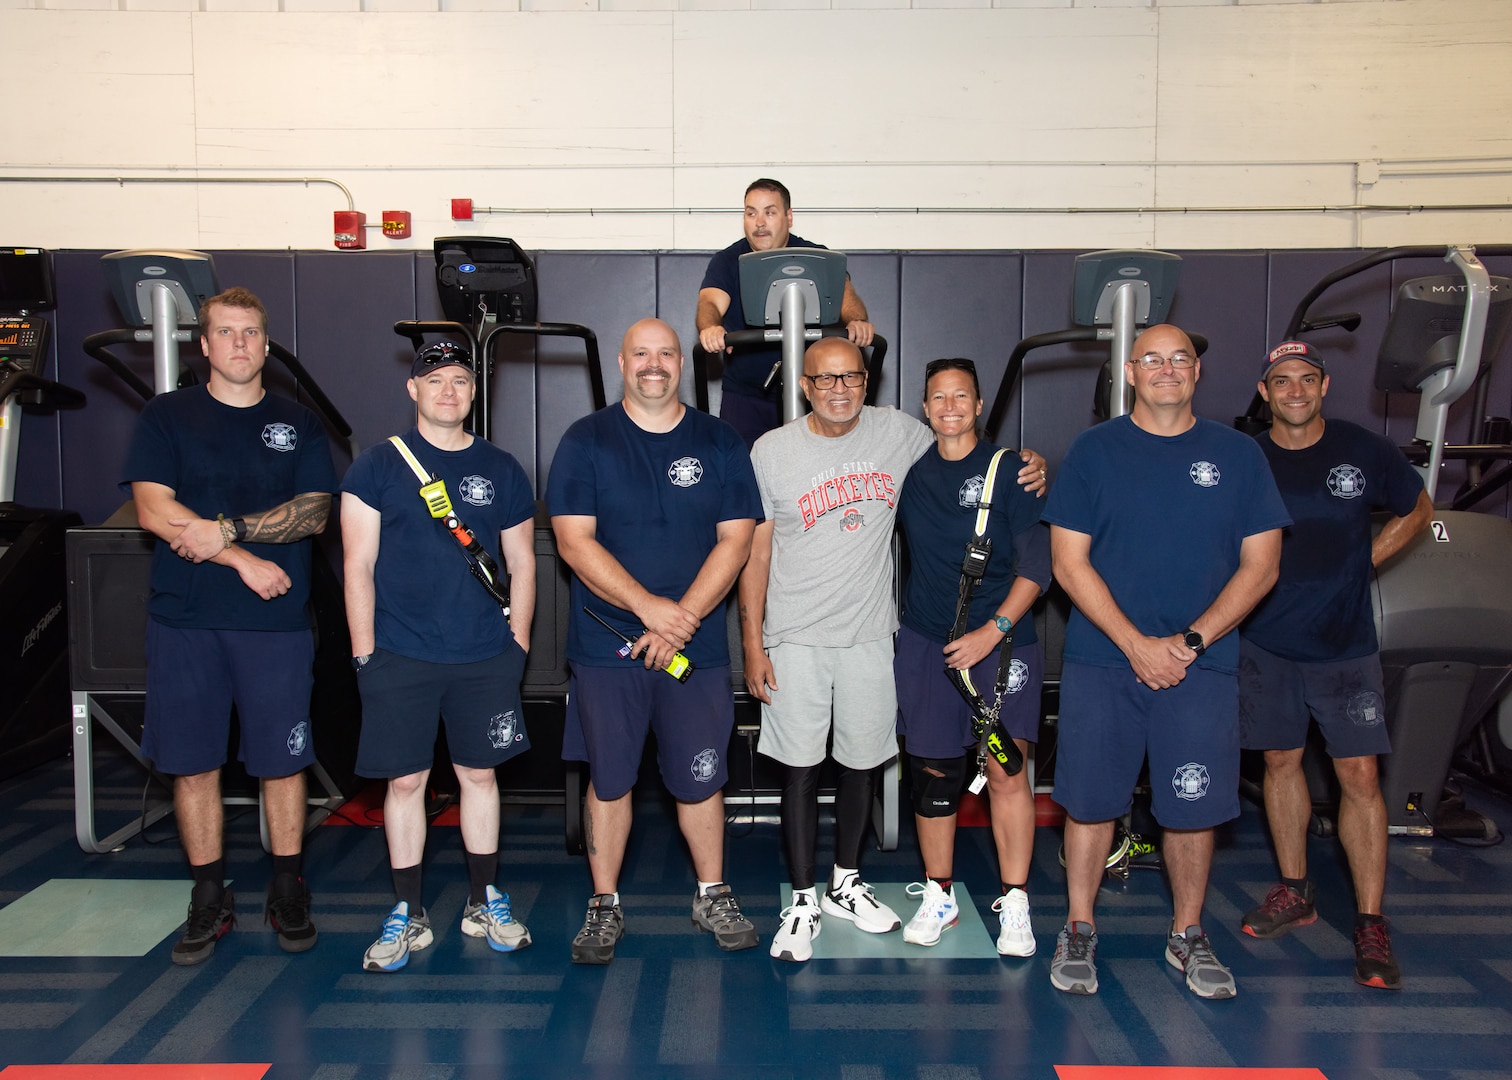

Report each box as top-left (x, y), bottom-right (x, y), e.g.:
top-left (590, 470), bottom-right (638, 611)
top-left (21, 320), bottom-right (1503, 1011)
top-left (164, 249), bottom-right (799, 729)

top-left (418, 341), bottom-right (472, 368)
top-left (803, 371), bottom-right (867, 389)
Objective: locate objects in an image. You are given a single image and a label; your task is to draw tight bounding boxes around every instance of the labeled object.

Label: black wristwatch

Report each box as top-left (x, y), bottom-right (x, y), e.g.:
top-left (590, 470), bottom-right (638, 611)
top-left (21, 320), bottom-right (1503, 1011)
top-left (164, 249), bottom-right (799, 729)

top-left (233, 516), bottom-right (249, 542)
top-left (351, 653), bottom-right (373, 671)
top-left (1182, 628), bottom-right (1206, 656)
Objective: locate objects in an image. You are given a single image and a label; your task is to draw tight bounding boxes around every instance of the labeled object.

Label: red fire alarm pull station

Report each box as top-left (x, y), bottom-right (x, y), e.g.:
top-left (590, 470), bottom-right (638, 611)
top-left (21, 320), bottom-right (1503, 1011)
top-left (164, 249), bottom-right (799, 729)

top-left (451, 198), bottom-right (473, 221)
top-left (334, 210), bottom-right (367, 250)
top-left (382, 211), bottom-right (412, 239)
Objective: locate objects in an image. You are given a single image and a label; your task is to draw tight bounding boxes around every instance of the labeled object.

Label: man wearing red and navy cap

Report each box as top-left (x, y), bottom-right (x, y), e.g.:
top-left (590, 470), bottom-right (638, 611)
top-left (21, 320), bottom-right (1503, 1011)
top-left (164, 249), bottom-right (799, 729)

top-left (1239, 339), bottom-right (1432, 989)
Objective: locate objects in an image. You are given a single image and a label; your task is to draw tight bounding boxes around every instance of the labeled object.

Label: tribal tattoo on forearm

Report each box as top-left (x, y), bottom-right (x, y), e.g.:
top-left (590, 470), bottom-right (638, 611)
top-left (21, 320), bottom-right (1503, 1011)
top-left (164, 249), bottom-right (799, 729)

top-left (243, 493), bottom-right (331, 543)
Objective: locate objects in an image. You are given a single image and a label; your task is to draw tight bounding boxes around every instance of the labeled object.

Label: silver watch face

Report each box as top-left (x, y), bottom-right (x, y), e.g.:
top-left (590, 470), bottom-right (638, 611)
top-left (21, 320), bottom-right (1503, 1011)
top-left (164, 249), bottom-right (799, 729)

top-left (996, 616), bottom-right (1012, 633)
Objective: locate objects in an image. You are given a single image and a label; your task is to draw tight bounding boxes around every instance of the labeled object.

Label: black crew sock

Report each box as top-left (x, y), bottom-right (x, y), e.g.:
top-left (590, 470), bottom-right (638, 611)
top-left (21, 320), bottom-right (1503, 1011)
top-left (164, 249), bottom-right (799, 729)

top-left (465, 849), bottom-right (499, 906)
top-left (1003, 881), bottom-right (1027, 895)
top-left (392, 864), bottom-right (424, 914)
top-left (929, 876), bottom-right (953, 892)
top-left (270, 853), bottom-right (303, 898)
top-left (1281, 874), bottom-right (1309, 895)
top-left (781, 764), bottom-right (822, 892)
top-left (1356, 912), bottom-right (1387, 930)
top-left (190, 859), bottom-right (225, 907)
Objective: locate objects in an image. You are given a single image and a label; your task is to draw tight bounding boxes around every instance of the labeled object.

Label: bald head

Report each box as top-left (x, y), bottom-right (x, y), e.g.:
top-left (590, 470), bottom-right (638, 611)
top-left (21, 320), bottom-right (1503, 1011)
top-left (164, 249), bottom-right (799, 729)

top-left (621, 317), bottom-right (681, 357)
top-left (803, 336), bottom-right (863, 375)
top-left (1130, 323), bottom-right (1196, 362)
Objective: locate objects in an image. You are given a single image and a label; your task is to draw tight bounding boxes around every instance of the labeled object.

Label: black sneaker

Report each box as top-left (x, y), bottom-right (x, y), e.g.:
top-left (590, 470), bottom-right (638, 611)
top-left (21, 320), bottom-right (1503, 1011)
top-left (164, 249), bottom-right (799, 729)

top-left (1241, 881), bottom-right (1317, 939)
top-left (266, 880), bottom-right (318, 954)
top-left (571, 894), bottom-right (625, 965)
top-left (692, 884), bottom-right (758, 951)
top-left (172, 887), bottom-right (235, 966)
top-left (1354, 917), bottom-right (1402, 990)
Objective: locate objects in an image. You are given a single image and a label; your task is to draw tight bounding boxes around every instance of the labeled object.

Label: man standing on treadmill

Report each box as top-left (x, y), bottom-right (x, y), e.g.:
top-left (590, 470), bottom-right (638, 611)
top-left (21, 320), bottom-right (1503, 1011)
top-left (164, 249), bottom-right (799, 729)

top-left (696, 178), bottom-right (875, 448)
top-left (124, 286), bottom-right (336, 965)
top-left (1239, 340), bottom-right (1431, 990)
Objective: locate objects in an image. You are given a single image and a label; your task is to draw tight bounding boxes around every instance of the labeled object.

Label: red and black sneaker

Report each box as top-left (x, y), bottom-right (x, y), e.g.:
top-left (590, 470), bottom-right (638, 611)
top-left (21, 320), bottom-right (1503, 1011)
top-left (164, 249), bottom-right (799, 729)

top-left (172, 886), bottom-right (235, 966)
top-left (1354, 917), bottom-right (1402, 990)
top-left (1241, 881), bottom-right (1317, 939)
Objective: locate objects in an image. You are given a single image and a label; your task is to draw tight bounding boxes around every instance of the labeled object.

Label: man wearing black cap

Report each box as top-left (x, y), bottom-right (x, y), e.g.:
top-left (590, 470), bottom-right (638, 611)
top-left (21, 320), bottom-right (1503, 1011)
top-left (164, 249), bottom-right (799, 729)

top-left (341, 340), bottom-right (538, 973)
top-left (1240, 340), bottom-right (1432, 989)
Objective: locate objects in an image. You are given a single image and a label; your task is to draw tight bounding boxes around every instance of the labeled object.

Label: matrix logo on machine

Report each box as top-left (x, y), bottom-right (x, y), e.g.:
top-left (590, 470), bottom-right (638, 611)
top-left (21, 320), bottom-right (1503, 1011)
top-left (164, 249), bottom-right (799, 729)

top-left (488, 710), bottom-right (520, 749)
top-left (263, 423), bottom-right (298, 452)
top-left (1189, 461), bottom-right (1220, 488)
top-left (1172, 762), bottom-right (1210, 801)
top-left (459, 475), bottom-right (495, 506)
top-left (958, 474), bottom-right (987, 509)
top-left (1006, 658), bottom-right (1030, 694)
top-left (287, 721), bottom-right (309, 756)
top-left (1328, 464), bottom-right (1366, 499)
top-left (691, 748), bottom-right (719, 783)
top-left (668, 457), bottom-right (703, 488)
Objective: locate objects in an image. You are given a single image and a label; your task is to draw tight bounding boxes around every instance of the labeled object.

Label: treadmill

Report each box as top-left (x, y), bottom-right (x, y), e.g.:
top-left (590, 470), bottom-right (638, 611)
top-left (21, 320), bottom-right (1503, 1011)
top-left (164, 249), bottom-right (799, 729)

top-left (0, 247), bottom-right (86, 781)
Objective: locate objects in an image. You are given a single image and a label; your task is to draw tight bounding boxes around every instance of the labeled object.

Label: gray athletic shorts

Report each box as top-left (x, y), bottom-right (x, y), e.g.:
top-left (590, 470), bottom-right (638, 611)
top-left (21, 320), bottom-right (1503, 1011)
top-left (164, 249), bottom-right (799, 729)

top-left (1239, 637), bottom-right (1391, 759)
top-left (757, 636), bottom-right (899, 770)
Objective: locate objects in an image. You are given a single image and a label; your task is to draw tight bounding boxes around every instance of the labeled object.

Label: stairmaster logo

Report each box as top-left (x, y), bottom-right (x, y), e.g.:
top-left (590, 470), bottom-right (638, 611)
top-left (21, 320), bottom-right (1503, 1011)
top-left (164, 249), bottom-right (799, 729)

top-left (20, 601), bottom-right (62, 657)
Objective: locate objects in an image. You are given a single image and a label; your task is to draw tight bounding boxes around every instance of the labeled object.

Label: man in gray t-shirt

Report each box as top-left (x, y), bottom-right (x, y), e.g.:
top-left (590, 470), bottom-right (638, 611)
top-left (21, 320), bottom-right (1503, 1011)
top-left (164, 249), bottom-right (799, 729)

top-left (739, 338), bottom-right (1044, 963)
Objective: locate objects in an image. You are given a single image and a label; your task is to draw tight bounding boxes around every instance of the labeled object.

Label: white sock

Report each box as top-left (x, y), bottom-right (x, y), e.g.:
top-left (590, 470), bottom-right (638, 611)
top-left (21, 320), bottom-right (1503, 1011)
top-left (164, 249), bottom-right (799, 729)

top-left (697, 880), bottom-right (723, 896)
top-left (830, 866), bottom-right (858, 890)
top-left (792, 886), bottom-right (818, 905)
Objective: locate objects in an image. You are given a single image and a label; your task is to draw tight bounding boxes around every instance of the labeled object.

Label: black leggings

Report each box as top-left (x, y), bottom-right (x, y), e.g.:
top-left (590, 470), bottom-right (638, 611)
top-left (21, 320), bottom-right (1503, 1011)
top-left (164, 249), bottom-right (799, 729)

top-left (780, 762), bottom-right (881, 890)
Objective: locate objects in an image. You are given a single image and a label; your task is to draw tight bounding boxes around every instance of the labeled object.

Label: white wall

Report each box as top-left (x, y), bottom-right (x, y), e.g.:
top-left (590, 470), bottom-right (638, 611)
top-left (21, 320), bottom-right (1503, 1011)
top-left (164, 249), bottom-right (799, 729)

top-left (3, 0), bottom-right (1510, 251)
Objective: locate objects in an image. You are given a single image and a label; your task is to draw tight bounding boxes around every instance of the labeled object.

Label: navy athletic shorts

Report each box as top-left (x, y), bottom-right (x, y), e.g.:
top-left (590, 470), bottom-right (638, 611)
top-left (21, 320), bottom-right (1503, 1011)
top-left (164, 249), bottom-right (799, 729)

top-left (894, 623), bottom-right (1042, 757)
top-left (1238, 637), bottom-right (1391, 759)
top-left (355, 642), bottom-right (530, 778)
top-left (563, 662), bottom-right (734, 802)
top-left (1054, 660), bottom-right (1240, 830)
top-left (142, 619), bottom-right (316, 778)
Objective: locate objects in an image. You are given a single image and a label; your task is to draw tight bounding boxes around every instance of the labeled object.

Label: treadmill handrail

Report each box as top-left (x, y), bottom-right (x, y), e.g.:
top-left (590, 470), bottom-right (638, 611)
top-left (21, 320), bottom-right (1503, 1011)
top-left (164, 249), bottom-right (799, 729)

top-left (82, 330), bottom-right (156, 402)
top-left (0, 368), bottom-right (86, 411)
top-left (691, 326), bottom-right (889, 413)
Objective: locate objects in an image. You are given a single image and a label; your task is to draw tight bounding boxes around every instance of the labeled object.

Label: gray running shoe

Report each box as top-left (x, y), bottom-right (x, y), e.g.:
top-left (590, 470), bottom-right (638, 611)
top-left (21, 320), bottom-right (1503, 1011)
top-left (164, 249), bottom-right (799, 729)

top-left (691, 883), bottom-right (758, 951)
top-left (1166, 925), bottom-right (1237, 999)
top-left (363, 902), bottom-right (433, 973)
top-left (1050, 921), bottom-right (1099, 995)
top-left (461, 885), bottom-right (532, 952)
top-left (571, 894), bottom-right (624, 965)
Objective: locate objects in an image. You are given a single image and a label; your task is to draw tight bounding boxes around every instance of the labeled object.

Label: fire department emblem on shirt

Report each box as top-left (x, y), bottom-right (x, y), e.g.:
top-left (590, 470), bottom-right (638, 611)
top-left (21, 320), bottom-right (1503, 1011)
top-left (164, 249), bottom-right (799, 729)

top-left (263, 423), bottom-right (297, 452)
top-left (1172, 761), bottom-right (1210, 801)
top-left (958, 474), bottom-right (986, 508)
top-left (668, 457), bottom-right (703, 488)
top-left (1328, 464), bottom-right (1366, 499)
top-left (1189, 461), bottom-right (1220, 488)
top-left (460, 475), bottom-right (495, 506)
top-left (1347, 690), bottom-right (1385, 727)
top-left (691, 747), bottom-right (719, 783)
top-left (286, 721), bottom-right (309, 756)
top-left (841, 508), bottom-right (865, 533)
top-left (1005, 658), bottom-right (1029, 694)
top-left (488, 710), bottom-right (520, 749)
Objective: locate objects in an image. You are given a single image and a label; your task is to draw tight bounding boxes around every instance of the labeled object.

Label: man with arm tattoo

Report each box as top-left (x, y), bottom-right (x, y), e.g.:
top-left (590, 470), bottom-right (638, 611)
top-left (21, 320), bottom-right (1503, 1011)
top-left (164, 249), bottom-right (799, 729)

top-left (124, 286), bottom-right (337, 966)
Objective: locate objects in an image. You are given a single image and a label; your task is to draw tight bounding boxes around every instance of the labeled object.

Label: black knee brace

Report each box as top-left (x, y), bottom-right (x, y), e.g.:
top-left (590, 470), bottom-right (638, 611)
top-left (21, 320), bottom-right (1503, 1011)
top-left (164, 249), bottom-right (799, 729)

top-left (910, 755), bottom-right (969, 818)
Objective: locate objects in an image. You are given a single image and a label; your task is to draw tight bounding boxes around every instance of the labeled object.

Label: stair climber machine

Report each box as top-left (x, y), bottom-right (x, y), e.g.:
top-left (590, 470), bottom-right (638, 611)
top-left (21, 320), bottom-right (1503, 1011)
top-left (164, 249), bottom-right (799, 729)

top-left (69, 249), bottom-right (363, 853)
top-left (1238, 243), bottom-right (1512, 841)
top-left (0, 248), bottom-right (86, 781)
top-left (393, 237), bottom-right (605, 852)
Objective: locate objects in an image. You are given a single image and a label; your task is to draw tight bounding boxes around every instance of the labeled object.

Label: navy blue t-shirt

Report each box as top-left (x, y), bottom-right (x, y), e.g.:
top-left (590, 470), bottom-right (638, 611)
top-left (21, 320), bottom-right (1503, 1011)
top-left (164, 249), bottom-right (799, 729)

top-left (342, 429), bottom-right (536, 664)
top-left (897, 441), bottom-right (1048, 646)
top-left (121, 385), bottom-right (337, 631)
top-left (1243, 420), bottom-right (1424, 662)
top-left (1043, 416), bottom-right (1291, 675)
top-left (546, 403), bottom-right (762, 667)
top-left (701, 234), bottom-right (828, 401)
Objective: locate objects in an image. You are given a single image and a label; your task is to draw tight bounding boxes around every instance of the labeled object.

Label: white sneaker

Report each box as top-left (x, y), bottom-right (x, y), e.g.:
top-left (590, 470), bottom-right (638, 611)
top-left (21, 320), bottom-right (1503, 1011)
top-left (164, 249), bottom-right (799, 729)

top-left (902, 880), bottom-right (959, 946)
top-left (991, 888), bottom-right (1036, 957)
top-left (769, 894), bottom-right (820, 962)
top-left (362, 902), bottom-right (433, 973)
top-left (821, 873), bottom-right (901, 934)
top-left (460, 885), bottom-right (532, 952)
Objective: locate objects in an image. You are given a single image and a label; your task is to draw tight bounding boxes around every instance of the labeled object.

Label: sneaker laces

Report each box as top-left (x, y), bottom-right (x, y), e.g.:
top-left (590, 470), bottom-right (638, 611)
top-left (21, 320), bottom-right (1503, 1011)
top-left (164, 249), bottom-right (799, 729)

top-left (1355, 921), bottom-right (1392, 963)
top-left (1180, 930), bottom-right (1219, 967)
top-left (483, 892), bottom-right (514, 925)
top-left (583, 901), bottom-right (619, 936)
top-left (705, 891), bottom-right (745, 928)
top-left (185, 898), bottom-right (229, 939)
top-left (376, 908), bottom-right (410, 945)
top-left (1258, 883), bottom-right (1307, 915)
top-left (992, 894), bottom-right (1030, 928)
top-left (1059, 925), bottom-right (1093, 962)
top-left (906, 882), bottom-right (952, 917)
top-left (267, 891), bottom-right (310, 927)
